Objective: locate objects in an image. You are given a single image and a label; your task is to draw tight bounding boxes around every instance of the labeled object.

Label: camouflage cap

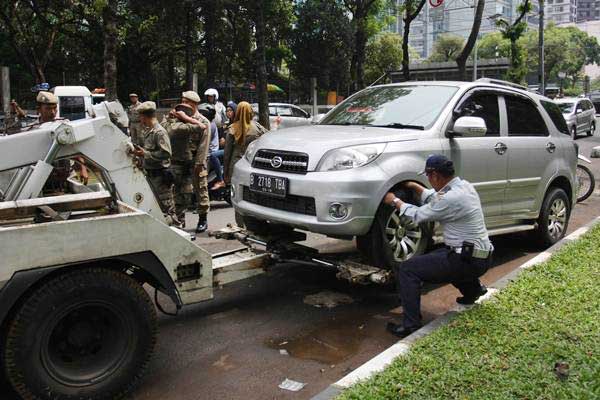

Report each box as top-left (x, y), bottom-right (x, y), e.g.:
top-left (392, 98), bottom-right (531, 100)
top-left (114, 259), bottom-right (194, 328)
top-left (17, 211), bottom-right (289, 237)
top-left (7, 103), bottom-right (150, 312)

top-left (129, 93), bottom-right (138, 98)
top-left (181, 90), bottom-right (201, 103)
top-left (137, 101), bottom-right (157, 115)
top-left (36, 91), bottom-right (58, 105)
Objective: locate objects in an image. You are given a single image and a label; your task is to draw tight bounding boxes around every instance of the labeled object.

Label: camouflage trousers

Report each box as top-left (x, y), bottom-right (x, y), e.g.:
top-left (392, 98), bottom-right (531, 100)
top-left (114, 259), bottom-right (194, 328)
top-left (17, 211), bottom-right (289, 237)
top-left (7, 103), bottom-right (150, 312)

top-left (170, 161), bottom-right (194, 223)
top-left (129, 122), bottom-right (142, 145)
top-left (192, 164), bottom-right (210, 215)
top-left (147, 171), bottom-right (179, 226)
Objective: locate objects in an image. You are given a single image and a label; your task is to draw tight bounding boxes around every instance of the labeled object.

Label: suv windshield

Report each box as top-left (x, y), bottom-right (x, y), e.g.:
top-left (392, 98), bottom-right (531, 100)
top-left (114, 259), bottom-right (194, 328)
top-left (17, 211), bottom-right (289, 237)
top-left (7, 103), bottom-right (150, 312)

top-left (320, 85), bottom-right (458, 129)
top-left (556, 102), bottom-right (575, 113)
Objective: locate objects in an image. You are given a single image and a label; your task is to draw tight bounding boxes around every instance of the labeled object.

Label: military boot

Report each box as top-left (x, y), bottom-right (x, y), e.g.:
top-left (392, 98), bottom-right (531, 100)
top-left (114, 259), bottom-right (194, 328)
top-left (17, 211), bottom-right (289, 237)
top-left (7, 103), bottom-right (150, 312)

top-left (196, 213), bottom-right (208, 233)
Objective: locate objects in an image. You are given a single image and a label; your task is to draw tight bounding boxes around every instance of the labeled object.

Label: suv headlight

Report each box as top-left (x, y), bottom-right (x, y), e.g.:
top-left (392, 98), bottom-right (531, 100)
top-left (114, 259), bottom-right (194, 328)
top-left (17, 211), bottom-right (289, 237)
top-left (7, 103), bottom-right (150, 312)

top-left (244, 140), bottom-right (259, 163)
top-left (317, 143), bottom-right (387, 171)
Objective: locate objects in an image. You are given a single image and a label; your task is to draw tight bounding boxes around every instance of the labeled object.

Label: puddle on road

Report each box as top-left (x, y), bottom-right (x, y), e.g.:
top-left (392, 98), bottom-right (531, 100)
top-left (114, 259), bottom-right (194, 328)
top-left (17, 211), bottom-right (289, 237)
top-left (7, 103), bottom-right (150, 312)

top-left (266, 318), bottom-right (367, 365)
top-left (303, 291), bottom-right (354, 309)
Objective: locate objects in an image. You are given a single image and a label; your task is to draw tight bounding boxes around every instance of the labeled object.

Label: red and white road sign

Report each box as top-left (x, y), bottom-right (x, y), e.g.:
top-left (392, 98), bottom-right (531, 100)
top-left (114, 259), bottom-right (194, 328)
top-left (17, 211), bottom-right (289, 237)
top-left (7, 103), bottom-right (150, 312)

top-left (429, 0), bottom-right (444, 7)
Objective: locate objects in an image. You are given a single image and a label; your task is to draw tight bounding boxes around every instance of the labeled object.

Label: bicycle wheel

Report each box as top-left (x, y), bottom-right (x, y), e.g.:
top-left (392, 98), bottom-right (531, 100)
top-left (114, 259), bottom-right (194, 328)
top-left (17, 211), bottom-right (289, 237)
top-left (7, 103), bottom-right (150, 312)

top-left (576, 164), bottom-right (595, 202)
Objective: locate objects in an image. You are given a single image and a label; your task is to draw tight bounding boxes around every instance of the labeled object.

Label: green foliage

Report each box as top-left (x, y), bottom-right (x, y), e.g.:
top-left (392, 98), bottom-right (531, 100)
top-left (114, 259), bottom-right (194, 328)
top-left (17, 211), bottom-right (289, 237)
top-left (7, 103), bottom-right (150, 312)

top-left (427, 34), bottom-right (465, 62)
top-left (338, 224), bottom-right (600, 400)
top-left (365, 33), bottom-right (418, 84)
top-left (477, 32), bottom-right (511, 59)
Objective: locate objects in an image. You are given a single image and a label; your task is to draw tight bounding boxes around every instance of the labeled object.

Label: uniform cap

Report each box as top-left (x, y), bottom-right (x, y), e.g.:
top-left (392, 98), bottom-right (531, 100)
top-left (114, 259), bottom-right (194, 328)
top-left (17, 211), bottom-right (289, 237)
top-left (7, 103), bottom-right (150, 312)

top-left (174, 103), bottom-right (194, 117)
top-left (36, 91), bottom-right (58, 105)
top-left (419, 154), bottom-right (454, 175)
top-left (182, 91), bottom-right (201, 103)
top-left (137, 101), bottom-right (157, 115)
top-left (129, 93), bottom-right (138, 98)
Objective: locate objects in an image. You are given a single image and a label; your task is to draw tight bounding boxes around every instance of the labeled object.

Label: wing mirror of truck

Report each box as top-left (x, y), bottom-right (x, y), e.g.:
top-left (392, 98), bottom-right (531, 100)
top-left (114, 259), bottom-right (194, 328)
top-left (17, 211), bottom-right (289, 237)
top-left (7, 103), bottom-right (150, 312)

top-left (447, 116), bottom-right (487, 138)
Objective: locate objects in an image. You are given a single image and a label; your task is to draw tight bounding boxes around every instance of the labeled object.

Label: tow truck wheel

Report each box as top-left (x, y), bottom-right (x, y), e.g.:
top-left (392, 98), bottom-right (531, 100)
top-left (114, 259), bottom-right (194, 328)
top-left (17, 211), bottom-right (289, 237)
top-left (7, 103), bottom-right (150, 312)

top-left (2, 268), bottom-right (157, 400)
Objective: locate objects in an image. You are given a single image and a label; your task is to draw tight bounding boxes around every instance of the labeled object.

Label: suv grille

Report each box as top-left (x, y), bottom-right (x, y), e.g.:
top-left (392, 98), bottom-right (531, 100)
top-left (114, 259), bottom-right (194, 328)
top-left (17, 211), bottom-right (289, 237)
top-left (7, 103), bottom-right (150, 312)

top-left (252, 149), bottom-right (309, 174)
top-left (242, 186), bottom-right (316, 216)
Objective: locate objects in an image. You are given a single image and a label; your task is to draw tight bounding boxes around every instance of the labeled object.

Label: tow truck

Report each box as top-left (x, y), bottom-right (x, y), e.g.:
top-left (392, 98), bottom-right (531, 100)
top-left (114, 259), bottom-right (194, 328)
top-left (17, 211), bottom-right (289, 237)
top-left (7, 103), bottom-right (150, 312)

top-left (0, 101), bottom-right (390, 399)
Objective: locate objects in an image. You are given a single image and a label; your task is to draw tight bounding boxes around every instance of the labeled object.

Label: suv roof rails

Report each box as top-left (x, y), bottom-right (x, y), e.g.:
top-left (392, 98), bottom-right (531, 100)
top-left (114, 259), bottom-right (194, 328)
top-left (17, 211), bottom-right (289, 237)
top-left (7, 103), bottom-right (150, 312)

top-left (476, 78), bottom-right (528, 91)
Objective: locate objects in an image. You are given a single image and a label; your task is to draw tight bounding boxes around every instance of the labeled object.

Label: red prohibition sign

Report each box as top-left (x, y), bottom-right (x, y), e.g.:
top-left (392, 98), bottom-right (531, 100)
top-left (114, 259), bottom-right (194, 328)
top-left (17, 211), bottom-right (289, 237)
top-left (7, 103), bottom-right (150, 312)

top-left (429, 0), bottom-right (444, 7)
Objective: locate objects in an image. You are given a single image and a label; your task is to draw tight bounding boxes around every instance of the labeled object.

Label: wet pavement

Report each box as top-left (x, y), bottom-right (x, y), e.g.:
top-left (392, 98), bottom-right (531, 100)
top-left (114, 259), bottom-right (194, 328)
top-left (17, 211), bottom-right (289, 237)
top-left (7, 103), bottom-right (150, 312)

top-left (2, 135), bottom-right (600, 400)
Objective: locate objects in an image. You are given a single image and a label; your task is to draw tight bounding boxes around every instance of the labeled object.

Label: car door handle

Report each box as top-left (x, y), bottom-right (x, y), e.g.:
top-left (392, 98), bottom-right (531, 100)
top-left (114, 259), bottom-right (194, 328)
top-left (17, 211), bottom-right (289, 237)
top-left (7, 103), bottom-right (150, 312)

top-left (494, 142), bottom-right (507, 155)
top-left (546, 142), bottom-right (556, 153)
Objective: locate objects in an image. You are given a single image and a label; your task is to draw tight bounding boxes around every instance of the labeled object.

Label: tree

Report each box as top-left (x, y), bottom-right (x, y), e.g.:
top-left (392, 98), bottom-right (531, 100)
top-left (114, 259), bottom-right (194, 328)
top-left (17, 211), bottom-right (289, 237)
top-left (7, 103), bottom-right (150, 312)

top-left (365, 33), bottom-right (417, 83)
top-left (102, 0), bottom-right (119, 100)
top-left (455, 0), bottom-right (485, 80)
top-left (400, 0), bottom-right (426, 81)
top-left (428, 34), bottom-right (465, 62)
top-left (494, 0), bottom-right (532, 83)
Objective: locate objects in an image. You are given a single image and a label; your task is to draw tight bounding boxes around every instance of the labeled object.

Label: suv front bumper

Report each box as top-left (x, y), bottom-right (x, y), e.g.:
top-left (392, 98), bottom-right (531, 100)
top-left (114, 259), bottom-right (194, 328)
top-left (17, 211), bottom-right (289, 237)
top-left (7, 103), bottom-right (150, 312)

top-left (231, 158), bottom-right (389, 237)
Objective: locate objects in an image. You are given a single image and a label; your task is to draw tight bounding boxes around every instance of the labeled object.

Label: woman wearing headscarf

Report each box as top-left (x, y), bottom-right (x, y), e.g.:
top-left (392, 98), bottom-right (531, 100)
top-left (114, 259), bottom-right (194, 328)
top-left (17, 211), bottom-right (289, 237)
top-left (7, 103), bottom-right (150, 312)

top-left (223, 101), bottom-right (267, 184)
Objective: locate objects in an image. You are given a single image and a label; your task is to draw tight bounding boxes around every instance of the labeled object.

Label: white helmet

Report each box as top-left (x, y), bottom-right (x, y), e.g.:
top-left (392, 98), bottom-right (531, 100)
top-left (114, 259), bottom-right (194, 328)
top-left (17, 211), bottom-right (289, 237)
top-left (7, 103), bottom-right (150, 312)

top-left (204, 88), bottom-right (219, 100)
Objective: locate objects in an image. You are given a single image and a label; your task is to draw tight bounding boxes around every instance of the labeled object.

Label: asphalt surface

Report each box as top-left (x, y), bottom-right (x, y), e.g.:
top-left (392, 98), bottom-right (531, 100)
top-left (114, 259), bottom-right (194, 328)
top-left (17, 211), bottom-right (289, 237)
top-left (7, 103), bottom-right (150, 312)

top-left (2, 134), bottom-right (600, 400)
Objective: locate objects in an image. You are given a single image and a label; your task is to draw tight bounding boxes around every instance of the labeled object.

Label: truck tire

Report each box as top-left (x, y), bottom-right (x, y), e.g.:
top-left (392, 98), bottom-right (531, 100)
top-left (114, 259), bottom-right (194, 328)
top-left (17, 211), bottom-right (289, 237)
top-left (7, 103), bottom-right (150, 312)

top-left (357, 189), bottom-right (432, 269)
top-left (2, 268), bottom-right (157, 400)
top-left (533, 187), bottom-right (570, 247)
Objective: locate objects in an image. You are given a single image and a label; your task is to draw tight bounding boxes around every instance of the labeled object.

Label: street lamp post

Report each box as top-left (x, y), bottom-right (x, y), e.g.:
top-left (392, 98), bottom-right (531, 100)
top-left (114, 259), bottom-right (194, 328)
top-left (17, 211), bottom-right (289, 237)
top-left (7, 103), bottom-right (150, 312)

top-left (539, 0), bottom-right (545, 95)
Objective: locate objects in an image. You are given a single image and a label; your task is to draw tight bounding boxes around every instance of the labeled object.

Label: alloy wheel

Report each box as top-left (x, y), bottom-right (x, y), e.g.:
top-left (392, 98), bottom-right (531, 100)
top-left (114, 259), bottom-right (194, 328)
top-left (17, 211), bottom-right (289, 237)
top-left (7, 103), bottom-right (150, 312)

top-left (547, 198), bottom-right (567, 240)
top-left (385, 211), bottom-right (423, 262)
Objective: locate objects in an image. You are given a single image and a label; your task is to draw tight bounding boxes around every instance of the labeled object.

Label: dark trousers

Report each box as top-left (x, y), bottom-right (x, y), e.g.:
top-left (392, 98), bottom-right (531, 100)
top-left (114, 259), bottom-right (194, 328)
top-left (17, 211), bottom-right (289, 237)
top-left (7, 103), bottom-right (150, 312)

top-left (395, 248), bottom-right (491, 329)
top-left (209, 150), bottom-right (224, 182)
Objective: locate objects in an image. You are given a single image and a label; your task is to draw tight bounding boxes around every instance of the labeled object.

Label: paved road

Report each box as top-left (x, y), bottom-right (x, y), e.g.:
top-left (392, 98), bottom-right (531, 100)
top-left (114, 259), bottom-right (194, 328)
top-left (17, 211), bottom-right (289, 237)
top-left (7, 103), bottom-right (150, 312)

top-left (3, 135), bottom-right (600, 400)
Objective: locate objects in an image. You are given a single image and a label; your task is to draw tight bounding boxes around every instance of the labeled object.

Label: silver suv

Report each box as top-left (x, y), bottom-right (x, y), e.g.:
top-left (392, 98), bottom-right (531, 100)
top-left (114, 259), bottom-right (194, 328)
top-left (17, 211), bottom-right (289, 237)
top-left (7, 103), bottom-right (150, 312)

top-left (232, 80), bottom-right (577, 267)
top-left (555, 97), bottom-right (596, 138)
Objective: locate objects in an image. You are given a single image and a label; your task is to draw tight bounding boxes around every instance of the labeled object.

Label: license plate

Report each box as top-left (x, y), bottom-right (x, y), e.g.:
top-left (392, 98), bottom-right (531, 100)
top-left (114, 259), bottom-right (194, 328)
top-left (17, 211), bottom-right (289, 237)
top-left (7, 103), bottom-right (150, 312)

top-left (250, 173), bottom-right (288, 197)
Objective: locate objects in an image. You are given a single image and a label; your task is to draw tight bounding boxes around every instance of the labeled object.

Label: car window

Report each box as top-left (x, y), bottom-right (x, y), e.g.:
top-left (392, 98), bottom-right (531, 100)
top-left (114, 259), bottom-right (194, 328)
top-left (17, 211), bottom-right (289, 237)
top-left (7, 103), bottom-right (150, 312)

top-left (277, 107), bottom-right (293, 117)
top-left (455, 91), bottom-right (500, 136)
top-left (268, 106), bottom-right (277, 116)
top-left (320, 85), bottom-right (459, 130)
top-left (541, 100), bottom-right (569, 135)
top-left (292, 107), bottom-right (307, 118)
top-left (505, 96), bottom-right (548, 136)
top-left (556, 102), bottom-right (574, 113)
top-left (59, 96), bottom-right (86, 120)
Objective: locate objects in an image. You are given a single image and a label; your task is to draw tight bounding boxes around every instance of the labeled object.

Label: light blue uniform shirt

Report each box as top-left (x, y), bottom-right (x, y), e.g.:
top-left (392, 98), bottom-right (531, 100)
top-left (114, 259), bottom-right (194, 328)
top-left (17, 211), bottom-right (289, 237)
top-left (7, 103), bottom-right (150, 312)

top-left (399, 177), bottom-right (493, 251)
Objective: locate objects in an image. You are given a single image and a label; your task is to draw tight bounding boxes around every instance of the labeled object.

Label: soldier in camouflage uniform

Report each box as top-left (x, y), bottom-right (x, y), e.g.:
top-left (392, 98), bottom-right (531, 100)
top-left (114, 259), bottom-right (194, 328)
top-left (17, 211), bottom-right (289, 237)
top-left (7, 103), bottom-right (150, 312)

top-left (161, 103), bottom-right (208, 227)
top-left (132, 101), bottom-right (179, 226)
top-left (127, 93), bottom-right (142, 145)
top-left (180, 91), bottom-right (211, 233)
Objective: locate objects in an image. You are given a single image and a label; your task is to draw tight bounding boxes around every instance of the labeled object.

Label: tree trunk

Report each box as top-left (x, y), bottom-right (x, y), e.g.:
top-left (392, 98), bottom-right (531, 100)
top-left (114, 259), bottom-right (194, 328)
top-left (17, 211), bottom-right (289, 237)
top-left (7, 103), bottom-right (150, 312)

top-left (402, 15), bottom-right (411, 82)
top-left (203, 1), bottom-right (217, 87)
top-left (168, 53), bottom-right (175, 93)
top-left (103, 0), bottom-right (118, 101)
top-left (254, 0), bottom-right (270, 130)
top-left (354, 16), bottom-right (367, 90)
top-left (185, 7), bottom-right (194, 90)
top-left (455, 0), bottom-right (485, 81)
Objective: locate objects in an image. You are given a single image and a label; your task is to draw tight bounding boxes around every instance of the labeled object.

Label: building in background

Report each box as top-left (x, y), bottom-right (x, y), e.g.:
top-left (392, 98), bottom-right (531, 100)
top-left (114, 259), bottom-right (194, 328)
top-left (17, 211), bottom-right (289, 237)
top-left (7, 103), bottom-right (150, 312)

top-left (577, 0), bottom-right (600, 21)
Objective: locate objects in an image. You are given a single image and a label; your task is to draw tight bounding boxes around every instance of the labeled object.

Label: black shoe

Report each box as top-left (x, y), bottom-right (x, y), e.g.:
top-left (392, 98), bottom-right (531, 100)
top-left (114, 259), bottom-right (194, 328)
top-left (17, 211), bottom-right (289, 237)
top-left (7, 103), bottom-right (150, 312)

top-left (195, 214), bottom-right (208, 233)
top-left (386, 322), bottom-right (421, 338)
top-left (456, 285), bottom-right (488, 305)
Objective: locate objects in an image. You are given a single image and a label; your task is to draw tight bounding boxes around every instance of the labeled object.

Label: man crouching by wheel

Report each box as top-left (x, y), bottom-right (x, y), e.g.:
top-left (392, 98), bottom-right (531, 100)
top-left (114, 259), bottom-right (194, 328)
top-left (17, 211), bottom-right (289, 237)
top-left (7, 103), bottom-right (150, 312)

top-left (383, 154), bottom-right (493, 338)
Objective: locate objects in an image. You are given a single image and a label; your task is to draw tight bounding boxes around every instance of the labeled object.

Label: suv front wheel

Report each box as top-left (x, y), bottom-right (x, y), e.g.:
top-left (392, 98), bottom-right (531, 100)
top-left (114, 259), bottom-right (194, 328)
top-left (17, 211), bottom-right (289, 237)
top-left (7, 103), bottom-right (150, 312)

top-left (533, 187), bottom-right (571, 247)
top-left (357, 191), bottom-right (432, 269)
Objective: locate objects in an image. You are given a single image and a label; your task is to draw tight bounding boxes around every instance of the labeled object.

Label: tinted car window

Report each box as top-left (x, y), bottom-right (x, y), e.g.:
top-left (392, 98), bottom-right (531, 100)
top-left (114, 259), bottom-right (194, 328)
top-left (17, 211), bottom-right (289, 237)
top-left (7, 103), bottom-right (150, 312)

top-left (505, 96), bottom-right (548, 136)
top-left (541, 100), bottom-right (569, 135)
top-left (292, 107), bottom-right (308, 118)
top-left (59, 96), bottom-right (86, 120)
top-left (557, 102), bottom-right (575, 113)
top-left (456, 91), bottom-right (500, 136)
top-left (277, 107), bottom-right (293, 117)
top-left (321, 85), bottom-right (458, 129)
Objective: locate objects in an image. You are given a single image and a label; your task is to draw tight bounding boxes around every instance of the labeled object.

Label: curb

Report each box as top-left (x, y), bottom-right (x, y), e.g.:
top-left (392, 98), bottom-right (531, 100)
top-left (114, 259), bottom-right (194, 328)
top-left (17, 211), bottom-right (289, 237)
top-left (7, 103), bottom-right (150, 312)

top-left (311, 216), bottom-right (600, 400)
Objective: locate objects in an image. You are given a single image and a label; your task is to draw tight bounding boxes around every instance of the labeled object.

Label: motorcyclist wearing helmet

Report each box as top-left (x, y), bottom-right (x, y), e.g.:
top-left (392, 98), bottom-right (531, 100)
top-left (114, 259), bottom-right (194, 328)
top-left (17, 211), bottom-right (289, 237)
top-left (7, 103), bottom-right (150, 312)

top-left (204, 88), bottom-right (227, 131)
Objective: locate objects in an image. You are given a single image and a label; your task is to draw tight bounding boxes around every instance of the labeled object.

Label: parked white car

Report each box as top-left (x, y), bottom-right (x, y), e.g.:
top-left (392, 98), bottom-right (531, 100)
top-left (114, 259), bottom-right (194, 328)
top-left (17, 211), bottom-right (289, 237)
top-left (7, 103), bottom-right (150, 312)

top-left (555, 97), bottom-right (596, 138)
top-left (252, 103), bottom-right (312, 130)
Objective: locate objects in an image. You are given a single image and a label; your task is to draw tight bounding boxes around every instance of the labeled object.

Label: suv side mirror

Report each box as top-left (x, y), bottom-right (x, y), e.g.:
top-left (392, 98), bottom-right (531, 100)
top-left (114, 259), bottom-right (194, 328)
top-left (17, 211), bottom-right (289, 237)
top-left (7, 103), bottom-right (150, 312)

top-left (576, 108), bottom-right (583, 114)
top-left (449, 116), bottom-right (487, 137)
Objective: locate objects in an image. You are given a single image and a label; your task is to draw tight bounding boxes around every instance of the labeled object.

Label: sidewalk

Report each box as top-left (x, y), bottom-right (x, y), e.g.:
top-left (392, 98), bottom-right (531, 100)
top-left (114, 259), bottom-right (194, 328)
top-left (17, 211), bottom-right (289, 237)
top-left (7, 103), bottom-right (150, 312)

top-left (334, 224), bottom-right (600, 400)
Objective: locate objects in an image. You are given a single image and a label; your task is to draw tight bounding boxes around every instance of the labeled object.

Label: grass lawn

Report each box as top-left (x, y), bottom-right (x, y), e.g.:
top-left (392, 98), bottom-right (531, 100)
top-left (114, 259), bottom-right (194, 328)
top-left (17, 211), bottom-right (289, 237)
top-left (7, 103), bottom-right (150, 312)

top-left (338, 226), bottom-right (600, 400)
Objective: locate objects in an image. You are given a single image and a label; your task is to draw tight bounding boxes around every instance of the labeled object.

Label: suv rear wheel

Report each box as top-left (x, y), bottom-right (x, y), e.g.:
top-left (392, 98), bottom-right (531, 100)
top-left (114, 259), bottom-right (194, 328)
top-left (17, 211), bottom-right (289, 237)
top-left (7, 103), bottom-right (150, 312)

top-left (357, 190), bottom-right (432, 269)
top-left (2, 268), bottom-right (156, 400)
top-left (571, 126), bottom-right (577, 139)
top-left (587, 121), bottom-right (595, 136)
top-left (533, 187), bottom-right (570, 247)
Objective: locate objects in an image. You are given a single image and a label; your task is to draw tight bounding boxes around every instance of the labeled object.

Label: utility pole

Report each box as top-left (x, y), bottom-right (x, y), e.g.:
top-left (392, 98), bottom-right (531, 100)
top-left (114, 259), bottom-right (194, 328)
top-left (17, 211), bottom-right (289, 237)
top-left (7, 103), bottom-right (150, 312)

top-left (472, 3), bottom-right (478, 81)
top-left (538, 0), bottom-right (545, 95)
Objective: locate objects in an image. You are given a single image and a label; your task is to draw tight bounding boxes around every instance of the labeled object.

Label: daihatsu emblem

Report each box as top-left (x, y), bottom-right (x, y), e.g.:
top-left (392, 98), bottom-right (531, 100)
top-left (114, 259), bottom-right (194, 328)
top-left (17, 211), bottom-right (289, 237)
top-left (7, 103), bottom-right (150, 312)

top-left (271, 156), bottom-right (283, 168)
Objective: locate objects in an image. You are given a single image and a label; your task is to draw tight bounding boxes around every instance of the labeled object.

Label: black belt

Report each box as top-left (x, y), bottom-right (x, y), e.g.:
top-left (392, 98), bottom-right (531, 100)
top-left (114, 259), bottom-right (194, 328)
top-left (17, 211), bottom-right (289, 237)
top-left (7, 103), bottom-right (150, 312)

top-left (447, 245), bottom-right (492, 259)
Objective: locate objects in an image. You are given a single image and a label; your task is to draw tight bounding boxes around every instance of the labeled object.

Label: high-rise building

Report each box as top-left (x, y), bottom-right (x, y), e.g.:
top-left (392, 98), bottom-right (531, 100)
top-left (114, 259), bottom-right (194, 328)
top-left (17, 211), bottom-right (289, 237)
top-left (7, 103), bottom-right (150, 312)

top-left (577, 0), bottom-right (600, 21)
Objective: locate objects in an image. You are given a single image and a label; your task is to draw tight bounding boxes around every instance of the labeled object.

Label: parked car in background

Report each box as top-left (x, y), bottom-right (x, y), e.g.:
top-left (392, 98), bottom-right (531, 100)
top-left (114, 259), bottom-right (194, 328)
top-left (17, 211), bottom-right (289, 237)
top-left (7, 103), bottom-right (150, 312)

top-left (233, 79), bottom-right (577, 268)
top-left (252, 103), bottom-right (312, 130)
top-left (555, 97), bottom-right (596, 138)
